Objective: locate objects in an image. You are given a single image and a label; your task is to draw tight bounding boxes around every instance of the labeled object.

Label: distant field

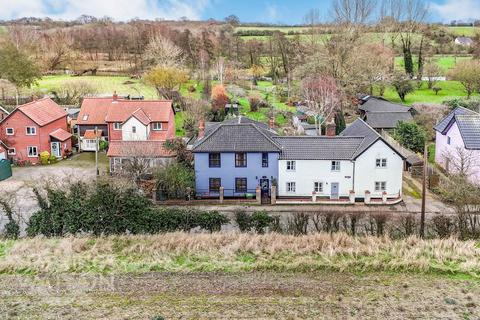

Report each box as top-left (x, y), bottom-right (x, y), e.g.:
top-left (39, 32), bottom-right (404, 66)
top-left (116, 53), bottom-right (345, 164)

top-left (447, 26), bottom-right (479, 36)
top-left (235, 26), bottom-right (310, 33)
top-left (395, 55), bottom-right (473, 73)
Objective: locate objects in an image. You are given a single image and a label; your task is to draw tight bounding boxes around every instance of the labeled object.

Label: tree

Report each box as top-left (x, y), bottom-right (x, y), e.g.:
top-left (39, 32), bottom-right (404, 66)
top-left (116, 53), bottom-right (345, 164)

top-left (225, 15), bottom-right (240, 25)
top-left (155, 162), bottom-right (195, 200)
top-left (423, 60), bottom-right (443, 89)
top-left (50, 79), bottom-right (98, 105)
top-left (40, 30), bottom-right (74, 71)
top-left (144, 35), bottom-right (184, 68)
top-left (211, 84), bottom-right (229, 111)
top-left (301, 75), bottom-right (342, 135)
top-left (392, 73), bottom-right (415, 102)
top-left (249, 64), bottom-right (265, 85)
top-left (143, 67), bottom-right (188, 106)
top-left (449, 60), bottom-right (480, 99)
top-left (394, 121), bottom-right (426, 153)
top-left (0, 41), bottom-right (41, 104)
top-left (441, 146), bottom-right (479, 177)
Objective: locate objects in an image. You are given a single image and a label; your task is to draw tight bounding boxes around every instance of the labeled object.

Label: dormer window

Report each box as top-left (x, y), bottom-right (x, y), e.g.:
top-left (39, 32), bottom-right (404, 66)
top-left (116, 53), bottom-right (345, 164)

top-left (114, 122), bottom-right (122, 130)
top-left (82, 115), bottom-right (89, 121)
top-left (152, 122), bottom-right (162, 131)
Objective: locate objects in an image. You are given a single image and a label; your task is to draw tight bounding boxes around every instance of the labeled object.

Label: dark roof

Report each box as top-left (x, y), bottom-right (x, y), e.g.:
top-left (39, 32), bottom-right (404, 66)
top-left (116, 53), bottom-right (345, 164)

top-left (365, 112), bottom-right (414, 129)
top-left (274, 136), bottom-right (364, 160)
top-left (455, 115), bottom-right (480, 149)
top-left (434, 107), bottom-right (477, 134)
top-left (359, 97), bottom-right (413, 113)
top-left (193, 121), bottom-right (280, 153)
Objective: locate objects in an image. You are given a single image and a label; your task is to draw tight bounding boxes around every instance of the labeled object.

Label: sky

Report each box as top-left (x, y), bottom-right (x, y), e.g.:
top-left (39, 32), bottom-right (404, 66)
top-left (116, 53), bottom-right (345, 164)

top-left (0, 0), bottom-right (479, 24)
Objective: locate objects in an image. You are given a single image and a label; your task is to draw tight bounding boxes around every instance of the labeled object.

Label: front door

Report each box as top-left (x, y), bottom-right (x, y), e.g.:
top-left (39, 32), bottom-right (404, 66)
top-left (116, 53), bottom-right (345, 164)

top-left (51, 142), bottom-right (61, 158)
top-left (331, 182), bottom-right (339, 200)
top-left (260, 178), bottom-right (270, 204)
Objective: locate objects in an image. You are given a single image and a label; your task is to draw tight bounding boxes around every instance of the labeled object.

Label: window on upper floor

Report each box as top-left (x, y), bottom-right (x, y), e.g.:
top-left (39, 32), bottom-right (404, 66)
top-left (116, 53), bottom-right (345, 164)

top-left (209, 153), bottom-right (221, 167)
top-left (331, 161), bottom-right (341, 171)
top-left (262, 152), bottom-right (269, 167)
top-left (375, 181), bottom-right (387, 192)
top-left (82, 115), bottom-right (89, 121)
top-left (6, 128), bottom-right (14, 135)
top-left (447, 136), bottom-right (451, 145)
top-left (132, 126), bottom-right (137, 134)
top-left (375, 158), bottom-right (387, 168)
top-left (114, 122), bottom-right (122, 130)
top-left (26, 126), bottom-right (37, 135)
top-left (152, 122), bottom-right (162, 131)
top-left (286, 160), bottom-right (296, 171)
top-left (235, 153), bottom-right (247, 167)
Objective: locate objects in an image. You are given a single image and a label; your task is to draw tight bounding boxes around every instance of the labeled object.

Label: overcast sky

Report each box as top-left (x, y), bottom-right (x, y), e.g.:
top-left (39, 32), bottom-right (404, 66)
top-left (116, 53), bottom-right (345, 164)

top-left (0, 0), bottom-right (478, 24)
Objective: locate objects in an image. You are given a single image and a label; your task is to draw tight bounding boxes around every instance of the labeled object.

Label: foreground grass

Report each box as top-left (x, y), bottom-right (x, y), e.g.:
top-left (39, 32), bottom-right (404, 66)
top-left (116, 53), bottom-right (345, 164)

top-left (1, 233), bottom-right (479, 277)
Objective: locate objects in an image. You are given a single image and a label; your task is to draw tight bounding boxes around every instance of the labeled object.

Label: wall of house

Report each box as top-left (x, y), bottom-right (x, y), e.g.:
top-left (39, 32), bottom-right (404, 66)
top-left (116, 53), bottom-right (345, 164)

top-left (108, 122), bottom-right (123, 141)
top-left (194, 152), bottom-right (279, 197)
top-left (435, 122), bottom-right (480, 183)
top-left (277, 159), bottom-right (354, 198)
top-left (122, 117), bottom-right (148, 141)
top-left (149, 121), bottom-right (172, 140)
top-left (354, 139), bottom-right (403, 198)
top-left (0, 111), bottom-right (69, 163)
top-left (78, 124), bottom-right (108, 137)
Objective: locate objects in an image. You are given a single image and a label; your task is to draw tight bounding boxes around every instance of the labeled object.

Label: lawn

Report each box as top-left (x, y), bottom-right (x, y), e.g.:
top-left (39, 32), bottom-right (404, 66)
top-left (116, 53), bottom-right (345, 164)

top-left (395, 55), bottom-right (473, 73)
top-left (447, 26), bottom-right (479, 37)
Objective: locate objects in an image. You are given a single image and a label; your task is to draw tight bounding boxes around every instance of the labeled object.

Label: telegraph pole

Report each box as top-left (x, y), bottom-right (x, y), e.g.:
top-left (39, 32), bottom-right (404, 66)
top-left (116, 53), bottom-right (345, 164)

top-left (95, 126), bottom-right (99, 176)
top-left (420, 143), bottom-right (427, 238)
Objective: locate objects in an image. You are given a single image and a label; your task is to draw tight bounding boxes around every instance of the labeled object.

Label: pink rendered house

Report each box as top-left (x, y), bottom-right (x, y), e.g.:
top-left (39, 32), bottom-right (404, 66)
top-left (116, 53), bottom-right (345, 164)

top-left (435, 107), bottom-right (480, 183)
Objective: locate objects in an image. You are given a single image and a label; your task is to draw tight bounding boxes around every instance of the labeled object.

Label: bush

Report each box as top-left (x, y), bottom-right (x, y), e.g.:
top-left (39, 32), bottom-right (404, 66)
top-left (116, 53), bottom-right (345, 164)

top-left (155, 163), bottom-right (195, 199)
top-left (49, 155), bottom-right (58, 164)
top-left (251, 211), bottom-right (273, 234)
top-left (442, 97), bottom-right (480, 112)
top-left (197, 211), bottom-right (229, 232)
top-left (145, 208), bottom-right (199, 233)
top-left (40, 151), bottom-right (50, 165)
top-left (394, 121), bottom-right (426, 153)
top-left (234, 210), bottom-right (252, 232)
top-left (99, 140), bottom-right (108, 151)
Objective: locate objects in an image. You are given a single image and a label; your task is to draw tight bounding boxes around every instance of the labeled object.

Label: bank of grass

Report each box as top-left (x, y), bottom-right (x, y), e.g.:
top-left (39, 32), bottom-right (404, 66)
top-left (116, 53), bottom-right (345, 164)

top-left (1, 233), bottom-right (479, 277)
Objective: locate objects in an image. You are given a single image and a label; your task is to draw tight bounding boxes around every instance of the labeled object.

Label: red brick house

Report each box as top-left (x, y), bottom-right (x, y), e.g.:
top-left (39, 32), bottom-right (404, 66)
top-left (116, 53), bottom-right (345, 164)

top-left (77, 94), bottom-right (176, 171)
top-left (0, 98), bottom-right (72, 164)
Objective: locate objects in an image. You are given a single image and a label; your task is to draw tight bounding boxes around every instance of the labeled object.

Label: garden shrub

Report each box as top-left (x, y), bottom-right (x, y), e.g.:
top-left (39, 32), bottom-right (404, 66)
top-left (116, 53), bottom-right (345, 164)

top-left (197, 211), bottom-right (229, 233)
top-left (250, 211), bottom-right (273, 234)
top-left (155, 163), bottom-right (195, 199)
top-left (234, 210), bottom-right (252, 232)
top-left (99, 140), bottom-right (108, 151)
top-left (49, 155), bottom-right (58, 164)
top-left (40, 151), bottom-right (50, 165)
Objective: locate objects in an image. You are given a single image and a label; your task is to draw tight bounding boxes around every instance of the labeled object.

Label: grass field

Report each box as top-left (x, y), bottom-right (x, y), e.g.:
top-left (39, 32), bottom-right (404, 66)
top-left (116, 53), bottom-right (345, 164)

top-left (395, 55), bottom-right (473, 73)
top-left (447, 26), bottom-right (479, 36)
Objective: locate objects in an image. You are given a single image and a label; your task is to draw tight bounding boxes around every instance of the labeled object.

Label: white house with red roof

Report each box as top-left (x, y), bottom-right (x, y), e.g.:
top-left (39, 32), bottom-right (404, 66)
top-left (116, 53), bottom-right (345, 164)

top-left (77, 93), bottom-right (176, 172)
top-left (0, 98), bottom-right (72, 164)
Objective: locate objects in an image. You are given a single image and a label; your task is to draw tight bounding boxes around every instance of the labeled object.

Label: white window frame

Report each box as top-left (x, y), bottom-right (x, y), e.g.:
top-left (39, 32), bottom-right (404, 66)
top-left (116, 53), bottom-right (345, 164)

top-left (82, 115), bottom-right (89, 121)
top-left (375, 181), bottom-right (387, 192)
top-left (375, 158), bottom-right (387, 168)
top-left (26, 126), bottom-right (37, 135)
top-left (27, 146), bottom-right (38, 157)
top-left (7, 148), bottom-right (15, 155)
top-left (331, 161), bottom-right (341, 171)
top-left (286, 182), bottom-right (296, 193)
top-left (113, 122), bottom-right (122, 130)
top-left (314, 182), bottom-right (324, 193)
top-left (6, 128), bottom-right (14, 135)
top-left (286, 160), bottom-right (296, 171)
top-left (152, 122), bottom-right (162, 131)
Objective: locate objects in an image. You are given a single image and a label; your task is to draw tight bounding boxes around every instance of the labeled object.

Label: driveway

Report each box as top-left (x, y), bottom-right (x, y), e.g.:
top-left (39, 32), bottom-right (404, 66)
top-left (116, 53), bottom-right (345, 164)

top-left (0, 157), bottom-right (99, 233)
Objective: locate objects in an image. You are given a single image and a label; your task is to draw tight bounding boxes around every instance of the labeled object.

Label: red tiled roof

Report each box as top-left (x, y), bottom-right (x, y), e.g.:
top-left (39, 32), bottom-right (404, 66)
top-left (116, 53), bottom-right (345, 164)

top-left (16, 98), bottom-right (67, 126)
top-left (50, 128), bottom-right (72, 142)
top-left (78, 97), bottom-right (173, 126)
top-left (107, 141), bottom-right (175, 158)
top-left (84, 129), bottom-right (103, 139)
top-left (130, 108), bottom-right (151, 126)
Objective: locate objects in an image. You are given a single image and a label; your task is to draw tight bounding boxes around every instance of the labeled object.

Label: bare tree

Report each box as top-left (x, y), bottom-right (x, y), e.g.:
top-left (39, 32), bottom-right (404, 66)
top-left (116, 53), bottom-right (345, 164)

top-left (215, 57), bottom-right (226, 85)
top-left (301, 75), bottom-right (342, 134)
top-left (144, 35), bottom-right (184, 68)
top-left (442, 147), bottom-right (479, 177)
top-left (332, 0), bottom-right (378, 25)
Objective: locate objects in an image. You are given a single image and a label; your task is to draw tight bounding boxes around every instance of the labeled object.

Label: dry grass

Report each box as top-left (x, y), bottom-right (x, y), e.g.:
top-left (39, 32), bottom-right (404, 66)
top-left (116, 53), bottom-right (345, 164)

top-left (1, 233), bottom-right (479, 277)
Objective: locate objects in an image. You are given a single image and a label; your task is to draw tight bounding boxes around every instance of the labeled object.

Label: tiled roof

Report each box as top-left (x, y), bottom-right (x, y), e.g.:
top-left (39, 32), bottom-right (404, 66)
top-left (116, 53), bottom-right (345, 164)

top-left (359, 97), bottom-right (413, 113)
top-left (340, 118), bottom-right (389, 159)
top-left (193, 122), bottom-right (280, 153)
top-left (455, 114), bottom-right (480, 149)
top-left (49, 128), bottom-right (72, 142)
top-left (274, 136), bottom-right (364, 160)
top-left (434, 107), bottom-right (477, 134)
top-left (130, 108), bottom-right (151, 126)
top-left (84, 129), bottom-right (103, 139)
top-left (16, 98), bottom-right (67, 126)
top-left (78, 97), bottom-right (172, 126)
top-left (107, 141), bottom-right (175, 158)
top-left (364, 112), bottom-right (413, 129)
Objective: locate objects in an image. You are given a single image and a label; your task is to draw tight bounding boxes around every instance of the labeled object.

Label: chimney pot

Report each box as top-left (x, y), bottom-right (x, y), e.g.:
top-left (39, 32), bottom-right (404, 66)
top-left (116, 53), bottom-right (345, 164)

top-left (113, 91), bottom-right (118, 101)
top-left (269, 118), bottom-right (275, 130)
top-left (326, 119), bottom-right (336, 137)
top-left (198, 120), bottom-right (205, 139)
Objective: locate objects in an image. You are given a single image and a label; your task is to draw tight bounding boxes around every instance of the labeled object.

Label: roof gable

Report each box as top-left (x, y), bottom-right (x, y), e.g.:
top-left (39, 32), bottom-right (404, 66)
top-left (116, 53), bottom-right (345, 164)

top-left (435, 107), bottom-right (478, 134)
top-left (5, 98), bottom-right (67, 127)
top-left (359, 97), bottom-right (413, 113)
top-left (454, 114), bottom-right (480, 149)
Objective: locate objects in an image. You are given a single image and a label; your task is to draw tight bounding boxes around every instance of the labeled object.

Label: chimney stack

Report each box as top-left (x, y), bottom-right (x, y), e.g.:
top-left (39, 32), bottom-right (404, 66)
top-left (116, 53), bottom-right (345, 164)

top-left (326, 119), bottom-right (336, 137)
top-left (198, 120), bottom-right (205, 139)
top-left (269, 118), bottom-right (275, 130)
top-left (113, 91), bottom-right (118, 101)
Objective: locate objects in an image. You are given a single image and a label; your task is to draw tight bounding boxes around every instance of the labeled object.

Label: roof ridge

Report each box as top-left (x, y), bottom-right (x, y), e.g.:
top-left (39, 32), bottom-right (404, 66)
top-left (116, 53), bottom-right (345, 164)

top-left (250, 123), bottom-right (281, 150)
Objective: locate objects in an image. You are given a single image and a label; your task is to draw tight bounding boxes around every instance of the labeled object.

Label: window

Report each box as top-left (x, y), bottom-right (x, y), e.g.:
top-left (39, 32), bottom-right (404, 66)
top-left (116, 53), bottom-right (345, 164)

top-left (114, 122), bottom-right (122, 130)
top-left (6, 128), bottom-right (14, 135)
top-left (82, 115), bottom-right (89, 121)
top-left (152, 122), bottom-right (162, 131)
top-left (209, 153), bottom-right (221, 167)
top-left (447, 136), bottom-right (451, 145)
top-left (27, 146), bottom-right (38, 157)
top-left (262, 152), bottom-right (269, 167)
top-left (7, 148), bottom-right (15, 155)
top-left (286, 182), bottom-right (296, 193)
top-left (209, 178), bottom-right (221, 193)
top-left (375, 158), bottom-right (387, 168)
top-left (314, 182), bottom-right (323, 193)
top-left (26, 126), bottom-right (37, 135)
top-left (132, 126), bottom-right (137, 133)
top-left (286, 160), bottom-right (296, 171)
top-left (375, 181), bottom-right (387, 192)
top-left (331, 161), bottom-right (341, 171)
top-left (235, 153), bottom-right (247, 167)
top-left (235, 178), bottom-right (247, 193)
